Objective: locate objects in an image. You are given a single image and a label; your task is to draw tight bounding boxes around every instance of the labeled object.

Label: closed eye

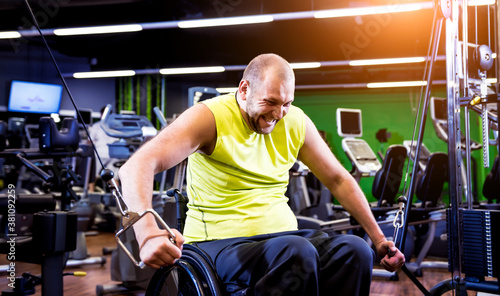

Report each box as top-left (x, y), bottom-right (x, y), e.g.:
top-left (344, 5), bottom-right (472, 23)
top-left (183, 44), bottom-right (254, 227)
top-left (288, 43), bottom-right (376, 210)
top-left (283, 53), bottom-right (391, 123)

top-left (264, 99), bottom-right (293, 107)
top-left (264, 99), bottom-right (277, 105)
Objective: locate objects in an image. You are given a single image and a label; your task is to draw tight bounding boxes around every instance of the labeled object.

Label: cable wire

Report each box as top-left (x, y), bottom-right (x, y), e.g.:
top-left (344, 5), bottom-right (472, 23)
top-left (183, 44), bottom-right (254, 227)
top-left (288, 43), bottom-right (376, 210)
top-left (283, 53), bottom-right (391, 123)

top-left (22, 0), bottom-right (106, 173)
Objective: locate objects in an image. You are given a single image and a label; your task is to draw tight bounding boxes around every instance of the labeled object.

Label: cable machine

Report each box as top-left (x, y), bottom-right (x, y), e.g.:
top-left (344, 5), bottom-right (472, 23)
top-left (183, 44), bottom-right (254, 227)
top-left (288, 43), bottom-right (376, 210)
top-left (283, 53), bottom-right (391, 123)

top-left (7, 0), bottom-right (500, 295)
top-left (393, 0), bottom-right (500, 295)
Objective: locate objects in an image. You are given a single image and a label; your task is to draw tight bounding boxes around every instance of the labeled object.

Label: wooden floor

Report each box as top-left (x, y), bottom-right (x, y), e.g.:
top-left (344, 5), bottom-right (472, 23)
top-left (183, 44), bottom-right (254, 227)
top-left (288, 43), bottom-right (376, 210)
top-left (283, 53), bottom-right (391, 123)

top-left (0, 231), bottom-right (494, 296)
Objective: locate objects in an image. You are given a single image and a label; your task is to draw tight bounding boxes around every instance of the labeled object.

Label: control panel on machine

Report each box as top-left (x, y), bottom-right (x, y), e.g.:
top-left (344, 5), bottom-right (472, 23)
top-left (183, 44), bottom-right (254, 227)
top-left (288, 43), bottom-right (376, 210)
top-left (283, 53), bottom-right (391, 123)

top-left (430, 97), bottom-right (483, 150)
top-left (102, 114), bottom-right (156, 139)
top-left (336, 108), bottom-right (381, 180)
top-left (100, 105), bottom-right (157, 159)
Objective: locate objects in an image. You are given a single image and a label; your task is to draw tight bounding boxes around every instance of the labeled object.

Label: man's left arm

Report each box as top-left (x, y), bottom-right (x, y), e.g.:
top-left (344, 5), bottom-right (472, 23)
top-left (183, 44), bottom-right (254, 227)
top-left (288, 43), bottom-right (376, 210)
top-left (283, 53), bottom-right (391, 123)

top-left (297, 115), bottom-right (405, 272)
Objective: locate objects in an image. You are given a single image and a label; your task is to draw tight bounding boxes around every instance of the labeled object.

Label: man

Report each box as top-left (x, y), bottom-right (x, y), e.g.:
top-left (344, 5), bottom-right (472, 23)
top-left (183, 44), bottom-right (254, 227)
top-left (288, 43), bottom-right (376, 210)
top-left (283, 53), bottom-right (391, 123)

top-left (119, 53), bottom-right (405, 295)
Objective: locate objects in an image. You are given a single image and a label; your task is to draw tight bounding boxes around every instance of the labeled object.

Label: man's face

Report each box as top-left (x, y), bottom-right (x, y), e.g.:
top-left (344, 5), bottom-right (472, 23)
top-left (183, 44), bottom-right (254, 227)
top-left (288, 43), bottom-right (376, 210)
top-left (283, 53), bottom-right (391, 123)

top-left (243, 75), bottom-right (294, 134)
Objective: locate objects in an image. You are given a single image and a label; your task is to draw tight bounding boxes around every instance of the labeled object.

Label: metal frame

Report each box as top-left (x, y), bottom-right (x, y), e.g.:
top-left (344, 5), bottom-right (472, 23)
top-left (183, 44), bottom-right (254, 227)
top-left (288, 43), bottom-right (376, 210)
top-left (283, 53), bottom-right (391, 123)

top-left (395, 0), bottom-right (500, 295)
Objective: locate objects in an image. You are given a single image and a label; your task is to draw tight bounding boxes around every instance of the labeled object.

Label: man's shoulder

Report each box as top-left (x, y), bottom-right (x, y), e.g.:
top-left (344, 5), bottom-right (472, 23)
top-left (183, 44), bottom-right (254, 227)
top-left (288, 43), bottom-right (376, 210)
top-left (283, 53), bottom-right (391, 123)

top-left (289, 104), bottom-right (304, 115)
top-left (284, 105), bottom-right (305, 124)
top-left (202, 93), bottom-right (235, 106)
top-left (202, 93), bottom-right (238, 116)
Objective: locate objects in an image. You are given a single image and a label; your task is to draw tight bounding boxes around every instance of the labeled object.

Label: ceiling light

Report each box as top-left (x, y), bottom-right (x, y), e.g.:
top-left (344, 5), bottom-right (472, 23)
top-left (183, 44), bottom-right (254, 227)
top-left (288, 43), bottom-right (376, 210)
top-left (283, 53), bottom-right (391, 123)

top-left (216, 87), bottom-right (239, 93)
top-left (349, 57), bottom-right (426, 66)
top-left (66, 56), bottom-right (447, 79)
top-left (367, 80), bottom-right (427, 88)
top-left (14, 2), bottom-right (434, 37)
top-left (290, 62), bottom-right (322, 69)
top-left (73, 70), bottom-right (136, 78)
top-left (468, 0), bottom-right (495, 5)
top-left (314, 2), bottom-right (428, 19)
top-left (160, 66), bottom-right (225, 75)
top-left (0, 31), bottom-right (21, 39)
top-left (54, 24), bottom-right (142, 36)
top-left (178, 15), bottom-right (273, 29)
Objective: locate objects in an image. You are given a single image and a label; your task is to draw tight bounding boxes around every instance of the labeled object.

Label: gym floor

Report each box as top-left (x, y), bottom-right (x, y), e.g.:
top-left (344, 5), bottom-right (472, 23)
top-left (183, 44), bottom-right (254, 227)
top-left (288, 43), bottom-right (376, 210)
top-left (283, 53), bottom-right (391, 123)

top-left (0, 231), bottom-right (492, 296)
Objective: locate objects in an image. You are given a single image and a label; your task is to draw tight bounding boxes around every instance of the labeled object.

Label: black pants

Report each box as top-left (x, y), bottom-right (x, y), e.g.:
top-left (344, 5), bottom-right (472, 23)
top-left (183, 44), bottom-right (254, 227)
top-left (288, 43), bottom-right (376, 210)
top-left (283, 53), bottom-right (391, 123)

top-left (193, 229), bottom-right (375, 296)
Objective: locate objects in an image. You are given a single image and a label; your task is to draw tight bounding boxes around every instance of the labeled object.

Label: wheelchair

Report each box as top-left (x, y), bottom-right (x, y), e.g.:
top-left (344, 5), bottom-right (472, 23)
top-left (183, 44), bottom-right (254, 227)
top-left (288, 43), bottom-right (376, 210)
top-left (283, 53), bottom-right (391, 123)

top-left (146, 243), bottom-right (223, 296)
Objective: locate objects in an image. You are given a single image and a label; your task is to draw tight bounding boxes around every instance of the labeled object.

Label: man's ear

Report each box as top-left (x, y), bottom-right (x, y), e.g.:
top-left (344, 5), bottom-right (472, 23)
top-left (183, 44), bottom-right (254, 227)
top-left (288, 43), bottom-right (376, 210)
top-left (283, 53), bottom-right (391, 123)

top-left (239, 80), bottom-right (249, 101)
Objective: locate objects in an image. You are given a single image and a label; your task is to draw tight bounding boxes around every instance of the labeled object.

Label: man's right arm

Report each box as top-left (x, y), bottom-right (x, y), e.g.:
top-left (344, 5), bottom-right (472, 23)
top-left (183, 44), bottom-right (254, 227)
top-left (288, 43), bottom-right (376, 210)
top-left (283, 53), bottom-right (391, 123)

top-left (118, 103), bottom-right (216, 268)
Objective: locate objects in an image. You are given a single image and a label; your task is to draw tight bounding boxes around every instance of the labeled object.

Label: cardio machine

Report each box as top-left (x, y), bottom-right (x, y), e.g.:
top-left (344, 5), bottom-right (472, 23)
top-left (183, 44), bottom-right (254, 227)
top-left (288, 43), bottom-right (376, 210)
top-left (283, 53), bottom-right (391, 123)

top-left (95, 105), bottom-right (168, 296)
top-left (100, 105), bottom-right (157, 161)
top-left (336, 108), bottom-right (382, 182)
top-left (0, 117), bottom-right (86, 296)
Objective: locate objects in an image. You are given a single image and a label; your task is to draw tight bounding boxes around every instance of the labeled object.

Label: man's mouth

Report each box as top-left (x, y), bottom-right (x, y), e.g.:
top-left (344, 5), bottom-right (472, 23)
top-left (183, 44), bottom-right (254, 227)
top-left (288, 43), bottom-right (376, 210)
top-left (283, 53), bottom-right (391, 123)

top-left (261, 115), bottom-right (275, 124)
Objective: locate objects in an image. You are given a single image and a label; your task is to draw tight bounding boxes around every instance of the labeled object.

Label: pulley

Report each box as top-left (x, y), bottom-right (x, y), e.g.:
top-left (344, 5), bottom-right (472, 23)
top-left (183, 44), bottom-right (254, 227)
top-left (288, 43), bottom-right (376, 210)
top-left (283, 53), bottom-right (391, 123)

top-left (473, 44), bottom-right (494, 72)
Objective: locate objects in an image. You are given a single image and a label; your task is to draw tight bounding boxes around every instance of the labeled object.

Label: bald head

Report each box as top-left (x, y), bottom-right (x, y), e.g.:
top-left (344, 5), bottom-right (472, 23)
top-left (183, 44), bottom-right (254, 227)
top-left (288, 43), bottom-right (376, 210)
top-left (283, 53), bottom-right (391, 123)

top-left (242, 53), bottom-right (295, 92)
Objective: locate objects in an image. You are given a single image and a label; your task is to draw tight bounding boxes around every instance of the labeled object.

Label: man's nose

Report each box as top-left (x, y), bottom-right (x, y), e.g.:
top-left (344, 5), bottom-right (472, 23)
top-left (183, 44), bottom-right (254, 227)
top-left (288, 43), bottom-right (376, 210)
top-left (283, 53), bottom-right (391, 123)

top-left (273, 106), bottom-right (285, 119)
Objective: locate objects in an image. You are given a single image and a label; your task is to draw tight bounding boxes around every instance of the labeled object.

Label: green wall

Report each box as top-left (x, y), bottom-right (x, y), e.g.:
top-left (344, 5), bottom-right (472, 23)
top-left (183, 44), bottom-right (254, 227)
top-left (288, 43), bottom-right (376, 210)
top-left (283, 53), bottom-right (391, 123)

top-left (294, 88), bottom-right (496, 204)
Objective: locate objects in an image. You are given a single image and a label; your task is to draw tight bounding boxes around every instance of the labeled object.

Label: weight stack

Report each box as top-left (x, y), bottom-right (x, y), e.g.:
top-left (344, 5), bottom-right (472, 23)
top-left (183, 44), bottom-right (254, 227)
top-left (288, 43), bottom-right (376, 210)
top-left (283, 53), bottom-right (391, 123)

top-left (460, 209), bottom-right (500, 278)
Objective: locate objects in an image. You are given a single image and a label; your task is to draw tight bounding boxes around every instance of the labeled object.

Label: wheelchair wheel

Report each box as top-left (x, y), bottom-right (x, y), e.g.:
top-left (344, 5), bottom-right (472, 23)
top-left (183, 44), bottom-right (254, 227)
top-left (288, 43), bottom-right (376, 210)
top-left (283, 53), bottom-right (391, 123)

top-left (146, 245), bottom-right (223, 296)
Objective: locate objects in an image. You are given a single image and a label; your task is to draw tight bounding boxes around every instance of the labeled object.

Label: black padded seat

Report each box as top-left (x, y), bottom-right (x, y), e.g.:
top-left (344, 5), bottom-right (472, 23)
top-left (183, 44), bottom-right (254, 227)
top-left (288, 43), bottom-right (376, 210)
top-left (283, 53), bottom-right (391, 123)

top-left (371, 145), bottom-right (408, 218)
top-left (415, 153), bottom-right (448, 206)
top-left (409, 152), bottom-right (448, 222)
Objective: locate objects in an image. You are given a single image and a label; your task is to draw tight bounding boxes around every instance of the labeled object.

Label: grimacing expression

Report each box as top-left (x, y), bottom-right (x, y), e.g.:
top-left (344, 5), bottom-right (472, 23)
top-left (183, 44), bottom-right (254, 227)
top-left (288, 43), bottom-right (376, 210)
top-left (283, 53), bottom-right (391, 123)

top-left (244, 76), bottom-right (294, 134)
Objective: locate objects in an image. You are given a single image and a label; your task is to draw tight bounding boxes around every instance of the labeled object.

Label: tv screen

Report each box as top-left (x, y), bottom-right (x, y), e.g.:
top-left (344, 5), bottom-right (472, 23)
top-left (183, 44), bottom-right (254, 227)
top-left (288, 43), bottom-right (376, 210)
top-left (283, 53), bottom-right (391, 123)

top-left (7, 80), bottom-right (63, 114)
top-left (430, 97), bottom-right (447, 121)
top-left (336, 108), bottom-right (362, 138)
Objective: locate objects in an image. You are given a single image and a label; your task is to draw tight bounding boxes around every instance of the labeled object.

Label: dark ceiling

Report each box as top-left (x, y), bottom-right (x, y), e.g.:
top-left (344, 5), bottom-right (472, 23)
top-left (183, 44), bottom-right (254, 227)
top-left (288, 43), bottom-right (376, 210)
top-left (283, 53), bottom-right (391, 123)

top-left (1, 0), bottom-right (489, 87)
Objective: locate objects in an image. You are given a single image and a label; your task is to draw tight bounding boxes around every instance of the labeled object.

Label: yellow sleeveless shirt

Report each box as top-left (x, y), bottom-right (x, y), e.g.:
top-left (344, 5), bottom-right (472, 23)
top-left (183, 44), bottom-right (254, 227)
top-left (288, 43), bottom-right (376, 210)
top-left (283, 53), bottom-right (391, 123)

top-left (184, 94), bottom-right (306, 243)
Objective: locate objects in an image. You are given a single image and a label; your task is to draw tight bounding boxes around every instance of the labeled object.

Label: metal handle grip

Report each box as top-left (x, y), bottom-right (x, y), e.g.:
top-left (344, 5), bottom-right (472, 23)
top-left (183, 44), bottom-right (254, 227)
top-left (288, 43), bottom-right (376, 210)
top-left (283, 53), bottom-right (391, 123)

top-left (115, 209), bottom-right (176, 269)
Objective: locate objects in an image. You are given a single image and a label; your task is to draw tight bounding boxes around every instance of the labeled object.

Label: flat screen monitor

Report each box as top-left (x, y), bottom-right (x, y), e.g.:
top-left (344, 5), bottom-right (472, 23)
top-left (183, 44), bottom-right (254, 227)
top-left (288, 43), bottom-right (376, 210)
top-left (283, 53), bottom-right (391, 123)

top-left (77, 109), bottom-right (93, 125)
top-left (430, 97), bottom-right (447, 121)
top-left (336, 108), bottom-right (362, 138)
top-left (7, 80), bottom-right (63, 114)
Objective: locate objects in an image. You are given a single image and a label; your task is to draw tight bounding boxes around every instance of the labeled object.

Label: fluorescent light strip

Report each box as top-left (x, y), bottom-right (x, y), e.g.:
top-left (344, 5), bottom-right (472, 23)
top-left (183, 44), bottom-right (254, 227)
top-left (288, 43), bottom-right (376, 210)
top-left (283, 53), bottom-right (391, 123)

top-left (290, 62), bottom-right (322, 69)
top-left (314, 2), bottom-right (426, 18)
top-left (350, 57), bottom-right (426, 66)
top-left (54, 24), bottom-right (142, 36)
top-left (73, 70), bottom-right (136, 78)
top-left (178, 15), bottom-right (273, 29)
top-left (216, 87), bottom-right (239, 93)
top-left (69, 56), bottom-right (447, 79)
top-left (367, 81), bottom-right (427, 88)
top-left (0, 31), bottom-right (21, 39)
top-left (159, 66), bottom-right (225, 75)
top-left (12, 2), bottom-right (434, 37)
top-left (468, 0), bottom-right (495, 5)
